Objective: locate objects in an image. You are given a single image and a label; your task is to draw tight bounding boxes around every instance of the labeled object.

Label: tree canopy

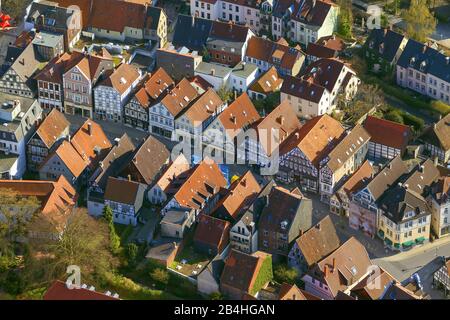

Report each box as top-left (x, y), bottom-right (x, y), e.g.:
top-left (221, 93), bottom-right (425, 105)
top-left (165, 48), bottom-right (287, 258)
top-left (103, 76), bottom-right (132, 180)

top-left (402, 0), bottom-right (437, 42)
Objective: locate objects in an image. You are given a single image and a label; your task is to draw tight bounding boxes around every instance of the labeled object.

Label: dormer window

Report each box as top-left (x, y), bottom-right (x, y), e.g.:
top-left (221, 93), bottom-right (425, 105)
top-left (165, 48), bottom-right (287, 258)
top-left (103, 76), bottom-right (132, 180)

top-left (409, 57), bottom-right (416, 67)
top-left (379, 43), bottom-right (384, 54)
top-left (369, 41), bottom-right (374, 49)
top-left (420, 61), bottom-right (426, 71)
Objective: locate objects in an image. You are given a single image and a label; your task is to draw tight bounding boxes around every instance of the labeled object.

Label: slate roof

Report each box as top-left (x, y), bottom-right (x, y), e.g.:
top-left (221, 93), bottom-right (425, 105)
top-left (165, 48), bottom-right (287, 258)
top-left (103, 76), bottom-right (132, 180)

top-left (290, 0), bottom-right (332, 27)
top-left (365, 28), bottom-right (406, 62)
top-left (172, 15), bottom-right (213, 51)
top-left (397, 39), bottom-right (450, 82)
top-left (420, 113), bottom-right (450, 152)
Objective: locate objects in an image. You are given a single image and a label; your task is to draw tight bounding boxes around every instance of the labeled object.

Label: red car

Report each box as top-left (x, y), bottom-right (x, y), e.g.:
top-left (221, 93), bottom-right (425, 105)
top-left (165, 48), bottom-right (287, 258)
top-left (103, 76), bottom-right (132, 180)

top-left (0, 12), bottom-right (12, 30)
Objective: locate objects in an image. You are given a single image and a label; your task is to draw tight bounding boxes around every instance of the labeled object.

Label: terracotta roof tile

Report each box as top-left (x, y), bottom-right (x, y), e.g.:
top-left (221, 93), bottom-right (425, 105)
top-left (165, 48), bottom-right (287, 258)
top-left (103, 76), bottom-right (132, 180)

top-left (182, 88), bottom-right (224, 124)
top-left (98, 63), bottom-right (141, 95)
top-left (216, 93), bottom-right (261, 137)
top-left (104, 177), bottom-right (144, 205)
top-left (295, 215), bottom-right (340, 268)
top-left (154, 154), bottom-right (190, 192)
top-left (194, 214), bottom-right (231, 249)
top-left (248, 67), bottom-right (283, 94)
top-left (44, 280), bottom-right (119, 300)
top-left (364, 116), bottom-right (411, 150)
top-left (280, 114), bottom-right (345, 166)
top-left (161, 78), bottom-right (199, 117)
top-left (35, 109), bottom-right (70, 148)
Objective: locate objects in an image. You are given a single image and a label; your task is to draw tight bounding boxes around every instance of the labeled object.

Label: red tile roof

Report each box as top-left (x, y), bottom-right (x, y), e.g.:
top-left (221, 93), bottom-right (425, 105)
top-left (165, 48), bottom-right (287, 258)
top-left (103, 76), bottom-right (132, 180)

top-left (194, 214), bottom-right (231, 250)
top-left (44, 280), bottom-right (119, 300)
top-left (364, 116), bottom-right (411, 150)
top-left (35, 109), bottom-right (70, 148)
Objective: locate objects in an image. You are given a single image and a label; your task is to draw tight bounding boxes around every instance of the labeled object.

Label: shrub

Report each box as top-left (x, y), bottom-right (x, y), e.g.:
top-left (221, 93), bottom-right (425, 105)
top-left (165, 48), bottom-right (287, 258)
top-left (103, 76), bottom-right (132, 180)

top-left (274, 264), bottom-right (299, 284)
top-left (384, 110), bottom-right (404, 124)
top-left (149, 268), bottom-right (170, 288)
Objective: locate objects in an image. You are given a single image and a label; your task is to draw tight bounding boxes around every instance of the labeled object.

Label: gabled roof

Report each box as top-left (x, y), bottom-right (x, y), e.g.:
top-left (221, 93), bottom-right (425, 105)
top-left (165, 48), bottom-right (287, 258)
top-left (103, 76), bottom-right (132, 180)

top-left (338, 160), bottom-right (374, 198)
top-left (66, 50), bottom-right (114, 84)
top-left (51, 140), bottom-right (90, 177)
top-left (248, 66), bottom-right (283, 94)
top-left (121, 135), bottom-right (170, 185)
top-left (280, 114), bottom-right (345, 166)
top-left (420, 113), bottom-right (450, 152)
top-left (168, 158), bottom-right (227, 210)
top-left (365, 28), bottom-right (406, 62)
top-left (380, 281), bottom-right (421, 300)
top-left (290, 0), bottom-right (332, 26)
top-left (397, 39), bottom-right (450, 82)
top-left (360, 155), bottom-right (408, 201)
top-left (180, 88), bottom-right (224, 124)
top-left (104, 176), bottom-right (145, 206)
top-left (428, 176), bottom-right (450, 205)
top-left (133, 67), bottom-right (175, 108)
top-left (70, 119), bottom-right (112, 168)
top-left (351, 267), bottom-right (396, 300)
top-left (212, 170), bottom-right (261, 220)
top-left (259, 186), bottom-right (308, 233)
top-left (215, 93), bottom-right (261, 138)
top-left (220, 249), bottom-right (266, 294)
top-left (0, 175), bottom-right (77, 231)
top-left (161, 78), bottom-right (199, 117)
top-left (295, 215), bottom-right (340, 268)
top-left (91, 133), bottom-right (135, 190)
top-left (172, 15), bottom-right (213, 51)
top-left (27, 1), bottom-right (76, 30)
top-left (153, 153), bottom-right (190, 192)
top-left (194, 214), bottom-right (231, 249)
top-left (363, 116), bottom-right (411, 150)
top-left (306, 35), bottom-right (346, 59)
top-left (317, 237), bottom-right (372, 298)
top-left (35, 51), bottom-right (85, 84)
top-left (44, 280), bottom-right (119, 300)
top-left (280, 75), bottom-right (325, 103)
top-left (34, 108), bottom-right (70, 148)
top-left (245, 36), bottom-right (304, 70)
top-left (209, 20), bottom-right (251, 43)
top-left (97, 63), bottom-right (140, 95)
top-left (253, 100), bottom-right (301, 156)
top-left (325, 125), bottom-right (371, 172)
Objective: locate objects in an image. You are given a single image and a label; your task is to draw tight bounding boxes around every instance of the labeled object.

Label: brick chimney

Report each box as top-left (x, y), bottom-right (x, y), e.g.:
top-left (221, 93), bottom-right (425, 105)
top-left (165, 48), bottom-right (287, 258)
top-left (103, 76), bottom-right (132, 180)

top-left (87, 122), bottom-right (92, 136)
top-left (332, 258), bottom-right (336, 271)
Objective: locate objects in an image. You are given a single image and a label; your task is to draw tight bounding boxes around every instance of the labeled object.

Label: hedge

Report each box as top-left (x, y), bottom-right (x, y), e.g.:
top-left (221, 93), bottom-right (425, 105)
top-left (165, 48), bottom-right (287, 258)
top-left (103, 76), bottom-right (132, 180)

top-left (363, 76), bottom-right (450, 117)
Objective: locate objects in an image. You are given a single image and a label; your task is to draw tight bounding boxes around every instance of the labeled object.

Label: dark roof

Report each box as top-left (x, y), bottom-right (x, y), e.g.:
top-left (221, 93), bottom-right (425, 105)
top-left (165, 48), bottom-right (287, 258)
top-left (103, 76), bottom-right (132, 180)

top-left (146, 6), bottom-right (163, 30)
top-left (290, 0), bottom-right (332, 26)
top-left (120, 135), bottom-right (170, 185)
top-left (365, 28), bottom-right (406, 62)
top-left (259, 186), bottom-right (310, 234)
top-left (397, 39), bottom-right (450, 82)
top-left (420, 113), bottom-right (450, 151)
top-left (172, 15), bottom-right (213, 51)
top-left (194, 214), bottom-right (231, 249)
top-left (380, 281), bottom-right (420, 300)
top-left (104, 177), bottom-right (145, 205)
top-left (91, 134), bottom-right (135, 190)
top-left (27, 1), bottom-right (74, 30)
top-left (209, 20), bottom-right (251, 43)
top-left (220, 250), bottom-right (264, 293)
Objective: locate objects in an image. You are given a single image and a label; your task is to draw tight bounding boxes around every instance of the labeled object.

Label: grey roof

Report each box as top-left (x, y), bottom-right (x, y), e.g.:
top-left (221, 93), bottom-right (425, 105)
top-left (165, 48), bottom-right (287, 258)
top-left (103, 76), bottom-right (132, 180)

top-left (365, 29), bottom-right (405, 62)
top-left (0, 152), bottom-right (18, 174)
top-left (161, 209), bottom-right (190, 226)
top-left (146, 6), bottom-right (163, 30)
top-left (0, 93), bottom-right (41, 142)
top-left (172, 15), bottom-right (213, 51)
top-left (26, 1), bottom-right (73, 30)
top-left (32, 31), bottom-right (64, 48)
top-left (195, 61), bottom-right (232, 79)
top-left (397, 39), bottom-right (450, 82)
top-left (231, 62), bottom-right (258, 79)
top-left (364, 155), bottom-right (409, 201)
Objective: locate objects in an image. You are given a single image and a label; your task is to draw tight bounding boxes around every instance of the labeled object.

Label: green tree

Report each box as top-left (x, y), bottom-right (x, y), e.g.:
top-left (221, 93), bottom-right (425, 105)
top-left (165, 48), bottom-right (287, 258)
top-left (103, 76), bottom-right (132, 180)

top-left (149, 268), bottom-right (170, 288)
top-left (126, 243), bottom-right (138, 262)
top-left (217, 85), bottom-right (234, 103)
top-left (336, 0), bottom-right (353, 39)
top-left (384, 109), bottom-right (404, 124)
top-left (209, 292), bottom-right (224, 300)
top-left (402, 0), bottom-right (437, 42)
top-left (273, 264), bottom-right (299, 284)
top-left (2, 0), bottom-right (30, 20)
top-left (103, 205), bottom-right (121, 254)
top-left (25, 209), bottom-right (118, 287)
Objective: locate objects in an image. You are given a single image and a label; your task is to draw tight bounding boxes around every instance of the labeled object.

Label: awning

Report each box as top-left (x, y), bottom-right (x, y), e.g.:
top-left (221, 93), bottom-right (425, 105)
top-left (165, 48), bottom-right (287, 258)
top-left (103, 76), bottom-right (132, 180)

top-left (402, 240), bottom-right (414, 247)
top-left (394, 243), bottom-right (400, 248)
top-left (384, 238), bottom-right (393, 246)
top-left (378, 230), bottom-right (385, 239)
top-left (415, 237), bottom-right (426, 243)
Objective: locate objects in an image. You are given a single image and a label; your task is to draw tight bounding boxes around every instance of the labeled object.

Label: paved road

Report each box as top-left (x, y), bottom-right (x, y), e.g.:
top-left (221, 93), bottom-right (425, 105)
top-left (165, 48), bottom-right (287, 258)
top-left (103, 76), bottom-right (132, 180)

top-left (374, 237), bottom-right (450, 298)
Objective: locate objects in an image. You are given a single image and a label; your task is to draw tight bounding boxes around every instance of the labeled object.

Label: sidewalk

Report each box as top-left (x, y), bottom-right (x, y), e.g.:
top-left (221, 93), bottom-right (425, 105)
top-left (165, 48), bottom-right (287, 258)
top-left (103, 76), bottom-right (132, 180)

top-left (381, 236), bottom-right (450, 262)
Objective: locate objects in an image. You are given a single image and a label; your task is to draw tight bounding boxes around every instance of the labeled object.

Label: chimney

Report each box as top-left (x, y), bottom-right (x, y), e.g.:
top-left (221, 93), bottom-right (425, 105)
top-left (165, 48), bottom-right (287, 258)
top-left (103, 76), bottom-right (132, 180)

top-left (434, 156), bottom-right (439, 166)
top-left (241, 178), bottom-right (247, 187)
top-left (299, 229), bottom-right (303, 236)
top-left (87, 122), bottom-right (92, 136)
top-left (192, 15), bottom-right (195, 27)
top-left (265, 194), bottom-right (270, 207)
top-left (332, 258), bottom-right (336, 271)
top-left (127, 174), bottom-right (131, 181)
top-left (210, 69), bottom-right (215, 76)
top-left (295, 132), bottom-right (300, 139)
top-left (324, 265), bottom-right (328, 277)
